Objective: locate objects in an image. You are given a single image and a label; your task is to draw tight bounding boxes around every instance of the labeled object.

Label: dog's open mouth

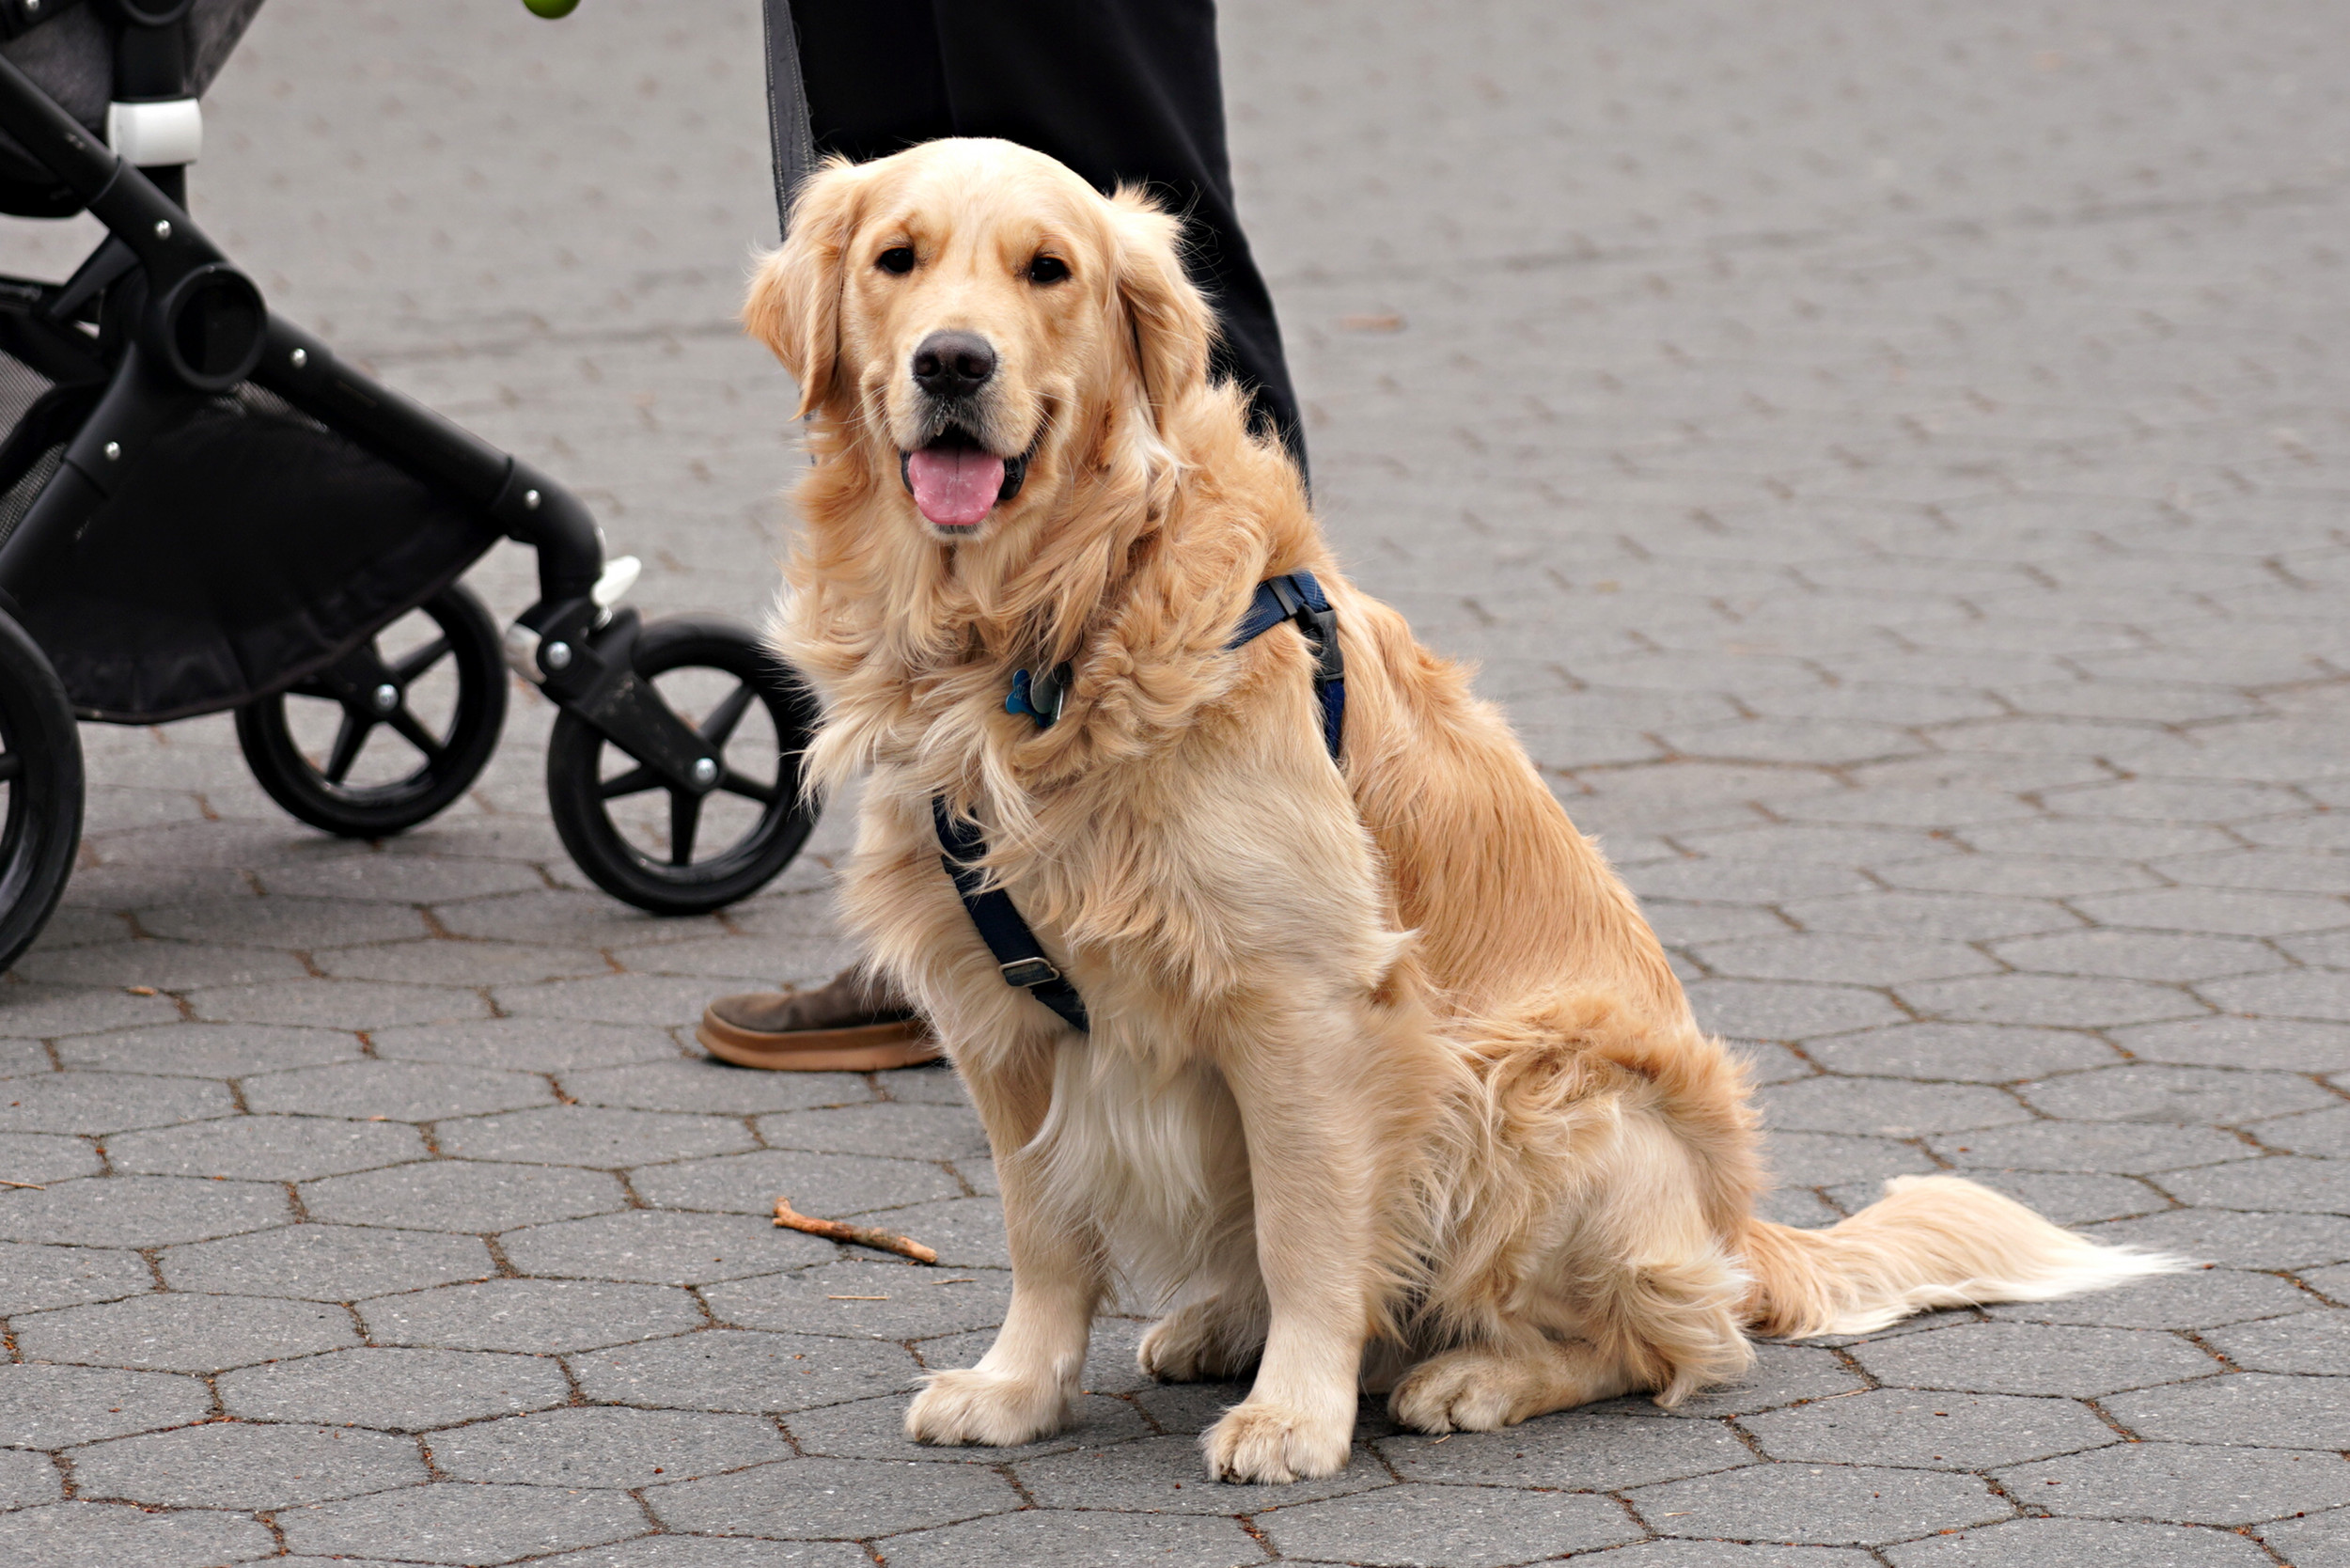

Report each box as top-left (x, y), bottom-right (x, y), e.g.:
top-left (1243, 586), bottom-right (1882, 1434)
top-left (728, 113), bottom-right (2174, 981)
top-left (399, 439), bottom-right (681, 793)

top-left (901, 425), bottom-right (1029, 533)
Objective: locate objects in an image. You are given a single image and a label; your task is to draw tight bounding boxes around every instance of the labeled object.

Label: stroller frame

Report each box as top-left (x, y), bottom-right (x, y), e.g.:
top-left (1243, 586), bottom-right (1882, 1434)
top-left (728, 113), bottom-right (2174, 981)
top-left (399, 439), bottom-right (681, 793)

top-left (0, 1), bottom-right (818, 964)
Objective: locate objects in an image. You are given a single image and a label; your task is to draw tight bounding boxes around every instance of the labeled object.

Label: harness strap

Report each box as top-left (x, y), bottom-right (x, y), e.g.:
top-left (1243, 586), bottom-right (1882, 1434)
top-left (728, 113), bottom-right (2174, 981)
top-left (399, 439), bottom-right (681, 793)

top-left (933, 569), bottom-right (1344, 1033)
top-left (1229, 570), bottom-right (1345, 761)
top-left (932, 797), bottom-right (1091, 1034)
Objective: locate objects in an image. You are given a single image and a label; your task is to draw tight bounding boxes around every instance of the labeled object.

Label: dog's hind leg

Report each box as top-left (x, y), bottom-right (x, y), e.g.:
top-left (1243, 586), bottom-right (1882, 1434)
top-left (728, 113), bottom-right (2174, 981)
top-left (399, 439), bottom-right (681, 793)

top-left (1388, 1334), bottom-right (1637, 1433)
top-left (906, 1037), bottom-right (1104, 1449)
top-left (1140, 1277), bottom-right (1269, 1383)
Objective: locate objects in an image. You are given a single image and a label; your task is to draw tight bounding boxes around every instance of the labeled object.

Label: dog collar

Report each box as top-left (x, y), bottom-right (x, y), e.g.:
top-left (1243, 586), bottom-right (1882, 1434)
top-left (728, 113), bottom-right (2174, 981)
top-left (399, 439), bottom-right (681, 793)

top-left (1006, 664), bottom-right (1071, 728)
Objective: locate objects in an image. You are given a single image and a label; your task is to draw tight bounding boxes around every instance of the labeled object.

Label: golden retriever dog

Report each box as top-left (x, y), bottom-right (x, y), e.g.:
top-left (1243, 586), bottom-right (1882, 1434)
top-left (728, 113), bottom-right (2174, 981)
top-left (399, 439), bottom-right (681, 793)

top-left (744, 138), bottom-right (2182, 1484)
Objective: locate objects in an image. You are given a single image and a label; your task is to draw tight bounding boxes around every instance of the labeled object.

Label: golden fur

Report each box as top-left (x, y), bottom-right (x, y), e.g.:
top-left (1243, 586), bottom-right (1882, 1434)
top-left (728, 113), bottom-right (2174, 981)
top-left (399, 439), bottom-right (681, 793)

top-left (744, 138), bottom-right (2184, 1483)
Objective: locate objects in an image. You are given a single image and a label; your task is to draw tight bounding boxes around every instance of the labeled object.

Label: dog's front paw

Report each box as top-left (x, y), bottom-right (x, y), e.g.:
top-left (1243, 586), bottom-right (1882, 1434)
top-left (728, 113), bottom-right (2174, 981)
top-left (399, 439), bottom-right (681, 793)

top-left (1388, 1349), bottom-right (1521, 1434)
top-left (1201, 1398), bottom-right (1353, 1483)
top-left (1139, 1296), bottom-right (1262, 1383)
top-left (904, 1369), bottom-right (1070, 1448)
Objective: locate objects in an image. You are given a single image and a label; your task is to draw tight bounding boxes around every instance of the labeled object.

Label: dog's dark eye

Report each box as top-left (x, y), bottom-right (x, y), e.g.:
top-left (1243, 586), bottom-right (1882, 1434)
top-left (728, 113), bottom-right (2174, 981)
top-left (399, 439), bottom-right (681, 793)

top-left (877, 246), bottom-right (916, 275)
top-left (1026, 255), bottom-right (1071, 285)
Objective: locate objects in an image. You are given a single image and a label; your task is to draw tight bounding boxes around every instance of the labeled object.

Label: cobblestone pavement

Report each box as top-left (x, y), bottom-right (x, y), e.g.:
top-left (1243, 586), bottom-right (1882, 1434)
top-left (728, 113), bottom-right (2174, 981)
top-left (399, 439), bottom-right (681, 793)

top-left (0, 0), bottom-right (2346, 1563)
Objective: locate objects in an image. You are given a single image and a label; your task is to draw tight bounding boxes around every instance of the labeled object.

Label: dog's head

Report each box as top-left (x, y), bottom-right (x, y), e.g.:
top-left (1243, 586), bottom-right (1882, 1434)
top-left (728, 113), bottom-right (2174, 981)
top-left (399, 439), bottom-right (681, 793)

top-left (744, 138), bottom-right (1212, 546)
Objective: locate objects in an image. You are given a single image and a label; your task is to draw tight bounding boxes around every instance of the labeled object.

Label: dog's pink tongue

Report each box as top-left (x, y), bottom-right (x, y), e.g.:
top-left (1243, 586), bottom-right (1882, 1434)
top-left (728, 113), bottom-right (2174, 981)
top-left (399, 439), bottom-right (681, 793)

top-left (907, 447), bottom-right (1005, 529)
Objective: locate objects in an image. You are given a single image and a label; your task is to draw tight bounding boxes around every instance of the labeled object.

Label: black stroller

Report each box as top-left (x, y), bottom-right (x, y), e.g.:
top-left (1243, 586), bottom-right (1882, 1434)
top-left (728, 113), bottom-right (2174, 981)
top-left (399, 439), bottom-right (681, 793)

top-left (0, 0), bottom-right (822, 971)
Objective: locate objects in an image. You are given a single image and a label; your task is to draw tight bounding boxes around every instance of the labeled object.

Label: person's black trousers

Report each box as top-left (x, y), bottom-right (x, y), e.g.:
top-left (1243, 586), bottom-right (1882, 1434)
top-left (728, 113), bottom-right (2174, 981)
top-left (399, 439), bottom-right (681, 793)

top-left (781, 0), bottom-right (1306, 475)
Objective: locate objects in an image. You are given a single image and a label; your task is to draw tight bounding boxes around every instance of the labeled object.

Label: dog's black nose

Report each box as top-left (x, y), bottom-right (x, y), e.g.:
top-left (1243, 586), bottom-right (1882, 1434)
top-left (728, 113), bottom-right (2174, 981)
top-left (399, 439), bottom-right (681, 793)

top-left (911, 331), bottom-right (996, 397)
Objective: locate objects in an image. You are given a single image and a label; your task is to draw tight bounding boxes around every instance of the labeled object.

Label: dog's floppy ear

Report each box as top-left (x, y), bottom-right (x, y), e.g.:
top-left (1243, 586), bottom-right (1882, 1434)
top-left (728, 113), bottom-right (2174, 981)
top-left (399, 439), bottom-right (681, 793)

top-left (744, 157), bottom-right (867, 418)
top-left (1107, 186), bottom-right (1214, 430)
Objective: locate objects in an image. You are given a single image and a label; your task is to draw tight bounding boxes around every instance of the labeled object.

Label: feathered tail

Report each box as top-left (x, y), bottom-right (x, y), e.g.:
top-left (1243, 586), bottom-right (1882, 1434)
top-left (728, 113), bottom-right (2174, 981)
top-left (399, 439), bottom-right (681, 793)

top-left (1741, 1174), bottom-right (2189, 1339)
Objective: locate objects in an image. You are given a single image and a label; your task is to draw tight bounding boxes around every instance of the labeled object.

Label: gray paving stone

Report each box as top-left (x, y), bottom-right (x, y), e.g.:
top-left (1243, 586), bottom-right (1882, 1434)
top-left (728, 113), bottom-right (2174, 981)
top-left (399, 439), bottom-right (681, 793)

top-left (882, 1512), bottom-right (1267, 1568)
top-left (0, 1242), bottom-right (150, 1315)
top-left (369, 1018), bottom-right (685, 1072)
top-left (1996, 1441), bottom-right (2350, 1526)
top-left (0, 1174), bottom-right (289, 1247)
top-left (0, 1501), bottom-right (275, 1568)
top-left (647, 1454), bottom-right (1019, 1539)
top-left (2083, 1208), bottom-right (2350, 1271)
top-left (632, 1149), bottom-right (963, 1219)
top-left (0, 989), bottom-right (183, 1039)
top-left (2106, 1371), bottom-right (2350, 1450)
top-left (1851, 1322), bottom-right (2219, 1398)
top-left (108, 1115), bottom-right (426, 1181)
top-left (53, 1022), bottom-right (362, 1077)
top-left (363, 1278), bottom-right (704, 1353)
top-left (1627, 1463), bottom-right (2008, 1545)
top-left (753, 1102), bottom-right (991, 1162)
top-left (704, 1261), bottom-right (1010, 1340)
top-left (14, 941), bottom-right (310, 992)
top-left (534, 1540), bottom-right (870, 1568)
top-left (2073, 888), bottom-right (2350, 940)
top-left (1570, 1547), bottom-right (1873, 1568)
top-left (2260, 1507), bottom-right (2350, 1568)
top-left (1656, 1343), bottom-right (1868, 1418)
top-left (68, 1420), bottom-right (426, 1510)
top-left (435, 1105), bottom-right (757, 1166)
top-left (0, 1073), bottom-right (234, 1135)
top-left (1992, 930), bottom-right (2286, 984)
top-left (1680, 979), bottom-right (1907, 1042)
top-left (219, 1345), bottom-right (569, 1433)
top-left (1760, 1131), bottom-right (1937, 1189)
top-left (1931, 1120), bottom-right (2254, 1174)
top-left (1984, 1266), bottom-right (2318, 1331)
top-left (2018, 1064), bottom-right (2337, 1125)
top-left (1692, 933), bottom-right (1993, 988)
top-left (1801, 1024), bottom-right (2116, 1084)
top-left (1894, 974), bottom-right (2204, 1030)
top-left (0, 1364), bottom-right (212, 1449)
top-left (1019, 1431), bottom-right (1386, 1513)
top-left (2163, 1155), bottom-right (2350, 1215)
top-left (189, 978), bottom-right (494, 1028)
top-left (1883, 1516), bottom-right (2277, 1568)
top-left (1760, 1077), bottom-right (2029, 1137)
top-left (1378, 1407), bottom-right (1753, 1490)
top-left (431, 1405), bottom-right (790, 1487)
top-left (1742, 1389), bottom-right (2116, 1469)
top-left (277, 1482), bottom-right (649, 1564)
top-left (568, 1328), bottom-right (922, 1415)
top-left (138, 897), bottom-right (431, 950)
top-left (301, 1160), bottom-right (628, 1232)
top-left (14, 1292), bottom-right (358, 1372)
top-left (2252, 1103), bottom-right (2350, 1158)
top-left (2110, 1016), bottom-right (2350, 1073)
top-left (0, 1449), bottom-right (59, 1509)
top-left (161, 1222), bottom-right (493, 1300)
top-left (1258, 1483), bottom-right (1637, 1566)
top-left (495, 974), bottom-right (739, 1027)
top-left (789, 1388), bottom-right (1149, 1464)
top-left (242, 1060), bottom-right (554, 1121)
top-left (502, 1208), bottom-right (834, 1283)
top-left (561, 1060), bottom-right (872, 1115)
top-left (2202, 967), bottom-right (2350, 1023)
top-left (2203, 1310), bottom-right (2350, 1374)
top-left (1775, 891), bottom-right (2074, 943)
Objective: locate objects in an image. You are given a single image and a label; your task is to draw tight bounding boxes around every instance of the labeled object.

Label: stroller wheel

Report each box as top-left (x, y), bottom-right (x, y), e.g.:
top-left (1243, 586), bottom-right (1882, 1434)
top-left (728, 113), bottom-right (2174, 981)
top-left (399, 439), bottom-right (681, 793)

top-left (545, 616), bottom-right (818, 917)
top-left (0, 607), bottom-right (84, 973)
top-left (236, 584), bottom-right (509, 838)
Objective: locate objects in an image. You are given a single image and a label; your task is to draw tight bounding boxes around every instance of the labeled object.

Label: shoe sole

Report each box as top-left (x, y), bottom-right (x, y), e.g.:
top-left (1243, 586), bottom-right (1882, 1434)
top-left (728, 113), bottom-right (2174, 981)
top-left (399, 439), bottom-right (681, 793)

top-left (696, 1011), bottom-right (943, 1072)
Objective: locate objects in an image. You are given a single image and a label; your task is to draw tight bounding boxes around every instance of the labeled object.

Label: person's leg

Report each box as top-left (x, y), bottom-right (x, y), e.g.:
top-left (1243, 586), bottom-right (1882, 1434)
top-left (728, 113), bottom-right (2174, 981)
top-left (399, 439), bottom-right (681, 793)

top-left (930, 0), bottom-right (1307, 475)
top-left (787, 0), bottom-right (956, 165)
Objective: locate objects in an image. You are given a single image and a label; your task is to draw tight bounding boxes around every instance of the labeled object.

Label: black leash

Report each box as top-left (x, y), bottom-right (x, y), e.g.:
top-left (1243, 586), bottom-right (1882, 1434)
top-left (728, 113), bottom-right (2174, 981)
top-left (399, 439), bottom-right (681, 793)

top-left (932, 572), bottom-right (1345, 1033)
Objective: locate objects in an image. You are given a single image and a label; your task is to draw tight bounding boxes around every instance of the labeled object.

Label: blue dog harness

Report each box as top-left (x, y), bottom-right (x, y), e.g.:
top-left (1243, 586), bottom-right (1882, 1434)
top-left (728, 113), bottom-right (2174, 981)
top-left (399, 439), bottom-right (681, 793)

top-left (932, 571), bottom-right (1346, 1033)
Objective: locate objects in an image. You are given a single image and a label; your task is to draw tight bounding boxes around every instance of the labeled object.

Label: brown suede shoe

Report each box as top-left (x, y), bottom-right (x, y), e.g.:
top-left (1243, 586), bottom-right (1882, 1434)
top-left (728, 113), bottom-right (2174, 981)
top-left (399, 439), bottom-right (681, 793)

top-left (697, 965), bottom-right (941, 1072)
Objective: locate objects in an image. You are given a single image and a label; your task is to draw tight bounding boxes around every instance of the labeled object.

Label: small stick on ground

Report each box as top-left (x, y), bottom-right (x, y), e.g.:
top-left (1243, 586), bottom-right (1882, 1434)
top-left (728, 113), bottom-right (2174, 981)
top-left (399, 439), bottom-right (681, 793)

top-left (774, 1197), bottom-right (938, 1264)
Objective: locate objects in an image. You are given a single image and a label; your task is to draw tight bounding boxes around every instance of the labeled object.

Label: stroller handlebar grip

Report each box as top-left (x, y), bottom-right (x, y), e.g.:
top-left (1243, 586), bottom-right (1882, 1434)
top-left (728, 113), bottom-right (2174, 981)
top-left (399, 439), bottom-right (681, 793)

top-left (521, 0), bottom-right (580, 17)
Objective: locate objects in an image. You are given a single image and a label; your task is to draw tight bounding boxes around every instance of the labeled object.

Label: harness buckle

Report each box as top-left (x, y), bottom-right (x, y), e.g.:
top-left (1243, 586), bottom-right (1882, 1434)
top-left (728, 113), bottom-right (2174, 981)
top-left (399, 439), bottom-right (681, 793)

top-left (1301, 605), bottom-right (1344, 683)
top-left (998, 956), bottom-right (1061, 988)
